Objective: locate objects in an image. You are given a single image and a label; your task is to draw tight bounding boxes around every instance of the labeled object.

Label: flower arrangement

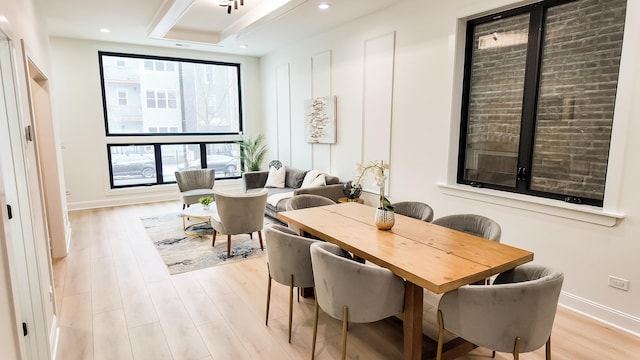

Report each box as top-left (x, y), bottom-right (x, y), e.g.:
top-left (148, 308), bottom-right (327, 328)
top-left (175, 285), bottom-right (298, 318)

top-left (199, 196), bottom-right (213, 206)
top-left (352, 160), bottom-right (394, 211)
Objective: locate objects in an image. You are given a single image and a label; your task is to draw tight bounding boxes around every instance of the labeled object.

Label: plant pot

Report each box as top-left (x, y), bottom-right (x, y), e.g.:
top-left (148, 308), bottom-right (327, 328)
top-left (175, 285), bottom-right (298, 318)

top-left (374, 208), bottom-right (395, 230)
top-left (202, 204), bottom-right (210, 210)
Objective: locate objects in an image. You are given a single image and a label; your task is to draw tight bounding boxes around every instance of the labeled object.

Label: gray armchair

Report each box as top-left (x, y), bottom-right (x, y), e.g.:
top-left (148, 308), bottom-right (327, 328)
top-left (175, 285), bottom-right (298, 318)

top-left (310, 242), bottom-right (405, 360)
top-left (175, 169), bottom-right (216, 209)
top-left (264, 224), bottom-right (320, 343)
top-left (392, 201), bottom-right (434, 222)
top-left (431, 214), bottom-right (501, 242)
top-left (436, 264), bottom-right (564, 360)
top-left (210, 189), bottom-right (268, 257)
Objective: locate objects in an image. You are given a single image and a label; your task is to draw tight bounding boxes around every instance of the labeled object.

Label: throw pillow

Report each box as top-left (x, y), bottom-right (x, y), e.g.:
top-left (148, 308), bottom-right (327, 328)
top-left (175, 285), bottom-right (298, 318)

top-left (301, 170), bottom-right (322, 188)
top-left (265, 166), bottom-right (286, 188)
top-left (310, 174), bottom-right (326, 187)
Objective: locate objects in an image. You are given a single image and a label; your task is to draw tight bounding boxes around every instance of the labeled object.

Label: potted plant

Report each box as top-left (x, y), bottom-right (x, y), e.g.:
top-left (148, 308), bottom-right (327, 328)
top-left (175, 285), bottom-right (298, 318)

top-left (199, 196), bottom-right (213, 210)
top-left (352, 160), bottom-right (395, 230)
top-left (238, 134), bottom-right (268, 172)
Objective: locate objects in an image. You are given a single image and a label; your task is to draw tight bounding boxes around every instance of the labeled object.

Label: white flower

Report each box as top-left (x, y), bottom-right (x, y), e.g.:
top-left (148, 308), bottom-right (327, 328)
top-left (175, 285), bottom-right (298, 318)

top-left (352, 160), bottom-right (393, 211)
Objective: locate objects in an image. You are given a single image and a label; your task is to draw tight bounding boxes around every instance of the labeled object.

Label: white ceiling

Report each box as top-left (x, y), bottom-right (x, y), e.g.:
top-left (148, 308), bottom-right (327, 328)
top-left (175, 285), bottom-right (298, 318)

top-left (36, 0), bottom-right (404, 57)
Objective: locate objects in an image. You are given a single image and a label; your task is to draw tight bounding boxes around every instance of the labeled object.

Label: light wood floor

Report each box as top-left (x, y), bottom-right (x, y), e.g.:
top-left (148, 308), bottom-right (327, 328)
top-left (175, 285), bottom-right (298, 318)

top-left (54, 201), bottom-right (640, 360)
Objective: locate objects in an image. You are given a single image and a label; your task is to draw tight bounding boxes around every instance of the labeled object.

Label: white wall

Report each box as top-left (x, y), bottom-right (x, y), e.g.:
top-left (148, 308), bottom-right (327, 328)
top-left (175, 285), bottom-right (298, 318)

top-left (260, 0), bottom-right (640, 334)
top-left (49, 38), bottom-right (261, 209)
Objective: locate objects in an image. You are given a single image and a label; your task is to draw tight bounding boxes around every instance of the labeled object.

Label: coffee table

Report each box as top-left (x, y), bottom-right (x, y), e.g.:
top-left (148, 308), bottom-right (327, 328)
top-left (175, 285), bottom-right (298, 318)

top-left (182, 204), bottom-right (218, 239)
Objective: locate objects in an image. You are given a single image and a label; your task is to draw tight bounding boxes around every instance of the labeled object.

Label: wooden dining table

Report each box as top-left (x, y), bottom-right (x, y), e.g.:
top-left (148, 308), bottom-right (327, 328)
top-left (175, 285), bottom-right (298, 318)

top-left (278, 202), bottom-right (534, 360)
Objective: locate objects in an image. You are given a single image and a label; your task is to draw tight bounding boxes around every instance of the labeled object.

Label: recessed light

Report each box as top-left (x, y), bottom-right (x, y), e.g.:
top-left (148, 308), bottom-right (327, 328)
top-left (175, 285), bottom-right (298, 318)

top-left (239, 44), bottom-right (248, 48)
top-left (318, 2), bottom-right (330, 10)
top-left (100, 28), bottom-right (111, 33)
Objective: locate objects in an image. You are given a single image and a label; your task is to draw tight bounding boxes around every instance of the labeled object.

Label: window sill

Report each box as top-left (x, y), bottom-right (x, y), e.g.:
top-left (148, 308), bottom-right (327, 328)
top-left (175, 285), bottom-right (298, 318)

top-left (437, 183), bottom-right (624, 227)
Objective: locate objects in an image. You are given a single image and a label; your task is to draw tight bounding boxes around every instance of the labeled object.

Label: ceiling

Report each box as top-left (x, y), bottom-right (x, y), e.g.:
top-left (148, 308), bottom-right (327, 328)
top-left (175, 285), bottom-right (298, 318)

top-left (36, 0), bottom-right (404, 57)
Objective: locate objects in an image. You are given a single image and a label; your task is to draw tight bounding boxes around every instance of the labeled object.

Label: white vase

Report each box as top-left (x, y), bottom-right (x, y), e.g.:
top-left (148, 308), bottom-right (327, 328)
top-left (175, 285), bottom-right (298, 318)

top-left (202, 204), bottom-right (210, 210)
top-left (374, 208), bottom-right (395, 230)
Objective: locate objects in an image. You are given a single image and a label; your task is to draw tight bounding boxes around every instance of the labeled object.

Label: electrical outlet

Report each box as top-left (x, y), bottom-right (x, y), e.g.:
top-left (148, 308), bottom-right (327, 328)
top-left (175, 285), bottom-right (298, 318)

top-left (608, 276), bottom-right (629, 291)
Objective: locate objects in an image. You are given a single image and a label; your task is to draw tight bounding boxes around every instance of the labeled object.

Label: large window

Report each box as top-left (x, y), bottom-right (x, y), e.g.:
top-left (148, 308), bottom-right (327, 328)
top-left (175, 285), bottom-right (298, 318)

top-left (100, 52), bottom-right (244, 188)
top-left (99, 52), bottom-right (242, 135)
top-left (458, 0), bottom-right (626, 206)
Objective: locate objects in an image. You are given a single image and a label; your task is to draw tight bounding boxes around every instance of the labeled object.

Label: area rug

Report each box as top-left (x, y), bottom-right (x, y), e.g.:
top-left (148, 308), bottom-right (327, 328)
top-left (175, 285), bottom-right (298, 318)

top-left (141, 212), bottom-right (279, 275)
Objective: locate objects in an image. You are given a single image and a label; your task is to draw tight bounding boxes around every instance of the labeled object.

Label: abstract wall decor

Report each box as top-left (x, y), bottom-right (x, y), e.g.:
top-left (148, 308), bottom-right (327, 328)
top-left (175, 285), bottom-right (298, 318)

top-left (305, 96), bottom-right (336, 144)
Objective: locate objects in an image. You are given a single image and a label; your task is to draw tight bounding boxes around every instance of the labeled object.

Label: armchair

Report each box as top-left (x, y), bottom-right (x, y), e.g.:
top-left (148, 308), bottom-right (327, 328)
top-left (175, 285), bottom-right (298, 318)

top-left (210, 189), bottom-right (268, 257)
top-left (175, 169), bottom-right (216, 209)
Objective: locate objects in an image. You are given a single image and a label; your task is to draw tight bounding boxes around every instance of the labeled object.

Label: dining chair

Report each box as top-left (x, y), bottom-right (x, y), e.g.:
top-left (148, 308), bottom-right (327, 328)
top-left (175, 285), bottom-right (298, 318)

top-left (435, 264), bottom-right (564, 360)
top-left (432, 214), bottom-right (502, 284)
top-left (285, 194), bottom-right (336, 211)
top-left (392, 201), bottom-right (434, 222)
top-left (210, 188), bottom-right (268, 257)
top-left (309, 242), bottom-right (405, 360)
top-left (175, 169), bottom-right (216, 209)
top-left (431, 214), bottom-right (501, 242)
top-left (264, 224), bottom-right (320, 343)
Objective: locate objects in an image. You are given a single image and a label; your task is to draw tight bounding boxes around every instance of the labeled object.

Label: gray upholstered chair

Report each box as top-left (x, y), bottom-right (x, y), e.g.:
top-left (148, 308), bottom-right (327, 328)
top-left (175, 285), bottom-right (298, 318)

top-left (392, 201), bottom-right (435, 222)
top-left (175, 169), bottom-right (216, 209)
top-left (264, 224), bottom-right (320, 343)
top-left (431, 214), bottom-right (502, 242)
top-left (210, 189), bottom-right (268, 257)
top-left (435, 264), bottom-right (564, 360)
top-left (310, 242), bottom-right (405, 360)
top-left (285, 194), bottom-right (336, 211)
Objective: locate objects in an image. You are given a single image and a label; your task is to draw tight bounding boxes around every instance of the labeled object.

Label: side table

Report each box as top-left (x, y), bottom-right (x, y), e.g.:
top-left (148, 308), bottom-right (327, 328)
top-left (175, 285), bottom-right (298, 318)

top-left (182, 204), bottom-right (218, 241)
top-left (338, 197), bottom-right (364, 204)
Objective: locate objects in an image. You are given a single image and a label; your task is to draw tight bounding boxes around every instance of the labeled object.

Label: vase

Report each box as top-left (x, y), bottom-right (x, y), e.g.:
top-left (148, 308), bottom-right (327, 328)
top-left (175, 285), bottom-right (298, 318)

top-left (374, 208), bottom-right (395, 230)
top-left (202, 204), bottom-right (210, 210)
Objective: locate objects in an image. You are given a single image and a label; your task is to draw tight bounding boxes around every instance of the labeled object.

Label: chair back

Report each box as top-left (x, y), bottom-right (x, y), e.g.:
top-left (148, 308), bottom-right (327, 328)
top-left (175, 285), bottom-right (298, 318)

top-left (310, 242), bottom-right (405, 323)
top-left (286, 194), bottom-right (335, 211)
top-left (175, 169), bottom-right (215, 192)
top-left (438, 264), bottom-right (564, 353)
top-left (264, 224), bottom-right (319, 288)
top-left (432, 214), bottom-right (501, 242)
top-left (392, 201), bottom-right (434, 222)
top-left (214, 189), bottom-right (267, 235)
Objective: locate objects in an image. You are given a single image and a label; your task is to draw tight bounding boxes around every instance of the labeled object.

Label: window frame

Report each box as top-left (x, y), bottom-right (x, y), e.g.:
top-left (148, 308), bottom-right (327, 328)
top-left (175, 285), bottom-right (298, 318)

top-left (107, 141), bottom-right (243, 189)
top-left (98, 51), bottom-right (244, 137)
top-left (456, 0), bottom-right (624, 207)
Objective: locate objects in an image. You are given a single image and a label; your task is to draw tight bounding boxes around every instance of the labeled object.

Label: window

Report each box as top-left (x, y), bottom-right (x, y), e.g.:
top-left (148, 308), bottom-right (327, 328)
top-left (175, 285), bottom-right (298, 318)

top-left (117, 89), bottom-right (127, 105)
top-left (458, 0), bottom-right (626, 207)
top-left (107, 142), bottom-right (241, 188)
top-left (100, 52), bottom-right (244, 189)
top-left (99, 52), bottom-right (242, 135)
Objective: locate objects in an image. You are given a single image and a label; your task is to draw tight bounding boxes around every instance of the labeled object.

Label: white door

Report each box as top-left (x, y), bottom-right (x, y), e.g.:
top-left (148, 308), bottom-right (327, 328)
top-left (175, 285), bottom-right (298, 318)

top-left (0, 32), bottom-right (55, 360)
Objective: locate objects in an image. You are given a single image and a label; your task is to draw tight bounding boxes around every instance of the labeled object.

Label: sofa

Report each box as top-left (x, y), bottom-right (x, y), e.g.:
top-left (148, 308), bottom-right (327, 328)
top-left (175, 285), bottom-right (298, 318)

top-left (243, 167), bottom-right (345, 219)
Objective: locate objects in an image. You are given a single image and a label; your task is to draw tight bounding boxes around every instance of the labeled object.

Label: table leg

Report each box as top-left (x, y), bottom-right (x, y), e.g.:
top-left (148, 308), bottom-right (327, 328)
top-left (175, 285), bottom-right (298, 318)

top-left (403, 281), bottom-right (423, 360)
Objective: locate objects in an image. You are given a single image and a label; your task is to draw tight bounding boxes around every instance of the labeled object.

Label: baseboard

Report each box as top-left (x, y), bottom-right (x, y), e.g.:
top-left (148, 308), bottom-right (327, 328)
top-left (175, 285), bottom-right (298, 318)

top-left (67, 179), bottom-right (244, 211)
top-left (560, 291), bottom-right (640, 336)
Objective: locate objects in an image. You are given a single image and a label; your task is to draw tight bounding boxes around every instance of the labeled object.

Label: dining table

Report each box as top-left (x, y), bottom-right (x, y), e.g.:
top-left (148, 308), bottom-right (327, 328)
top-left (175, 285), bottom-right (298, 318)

top-left (277, 202), bottom-right (534, 360)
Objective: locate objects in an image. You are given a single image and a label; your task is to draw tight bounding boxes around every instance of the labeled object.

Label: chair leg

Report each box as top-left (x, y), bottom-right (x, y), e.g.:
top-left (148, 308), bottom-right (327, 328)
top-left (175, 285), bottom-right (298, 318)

top-left (436, 310), bottom-right (445, 360)
top-left (227, 235), bottom-right (231, 257)
top-left (311, 295), bottom-right (319, 360)
top-left (211, 229), bottom-right (217, 246)
top-left (265, 264), bottom-right (271, 326)
top-left (258, 230), bottom-right (264, 251)
top-left (513, 336), bottom-right (521, 360)
top-left (288, 274), bottom-right (294, 343)
top-left (341, 306), bottom-right (348, 360)
top-left (546, 337), bottom-right (551, 360)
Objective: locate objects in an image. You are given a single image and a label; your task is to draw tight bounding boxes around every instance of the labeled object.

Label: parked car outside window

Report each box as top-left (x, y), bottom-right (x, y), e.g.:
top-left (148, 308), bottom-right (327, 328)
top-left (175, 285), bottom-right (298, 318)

top-left (178, 154), bottom-right (238, 175)
top-left (111, 154), bottom-right (156, 178)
